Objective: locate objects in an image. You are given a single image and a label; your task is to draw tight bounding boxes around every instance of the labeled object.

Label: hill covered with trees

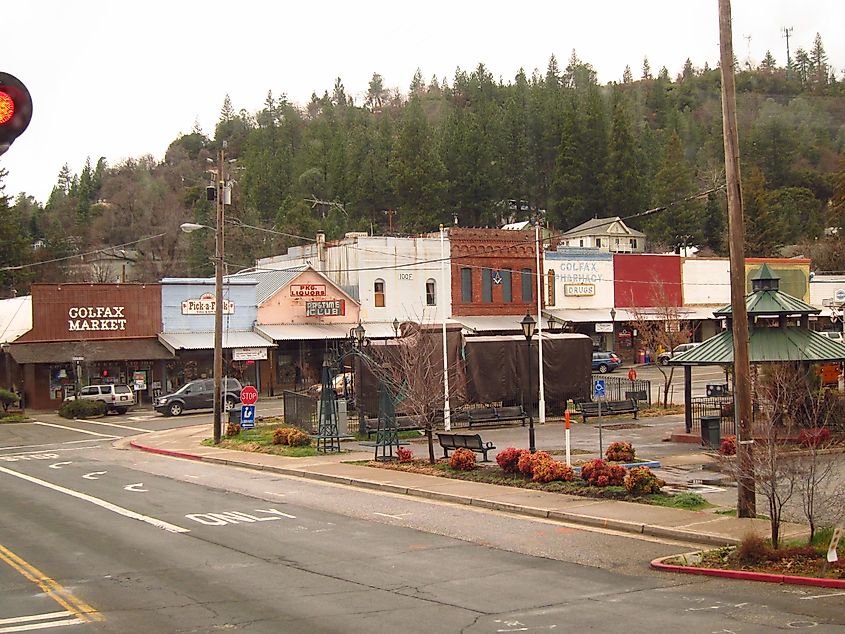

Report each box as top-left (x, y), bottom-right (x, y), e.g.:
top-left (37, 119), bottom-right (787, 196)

top-left (1, 38), bottom-right (844, 296)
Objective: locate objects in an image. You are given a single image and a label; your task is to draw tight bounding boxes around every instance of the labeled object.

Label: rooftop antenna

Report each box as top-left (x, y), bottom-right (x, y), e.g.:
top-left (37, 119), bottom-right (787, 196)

top-left (743, 34), bottom-right (752, 68)
top-left (782, 26), bottom-right (793, 75)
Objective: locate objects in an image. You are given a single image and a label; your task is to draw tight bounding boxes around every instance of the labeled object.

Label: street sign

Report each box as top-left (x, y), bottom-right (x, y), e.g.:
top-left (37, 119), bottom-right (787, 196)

top-left (593, 379), bottom-right (606, 398)
top-left (240, 385), bottom-right (258, 405)
top-left (240, 405), bottom-right (255, 430)
top-left (627, 368), bottom-right (637, 381)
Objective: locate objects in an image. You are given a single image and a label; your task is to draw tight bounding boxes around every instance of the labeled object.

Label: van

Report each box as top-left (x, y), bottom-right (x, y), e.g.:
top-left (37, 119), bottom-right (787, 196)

top-left (73, 384), bottom-right (136, 414)
top-left (154, 378), bottom-right (243, 417)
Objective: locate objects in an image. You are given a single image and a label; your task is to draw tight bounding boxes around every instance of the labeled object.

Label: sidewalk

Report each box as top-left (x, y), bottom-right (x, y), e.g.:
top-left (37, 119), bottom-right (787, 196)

top-left (126, 420), bottom-right (808, 548)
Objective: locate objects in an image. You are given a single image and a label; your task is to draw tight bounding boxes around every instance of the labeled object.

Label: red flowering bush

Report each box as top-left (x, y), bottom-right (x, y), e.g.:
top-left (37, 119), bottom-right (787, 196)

top-left (396, 446), bottom-right (414, 463)
top-left (580, 459), bottom-right (626, 487)
top-left (719, 435), bottom-right (737, 456)
top-left (516, 451), bottom-right (554, 477)
top-left (605, 441), bottom-right (636, 462)
top-left (798, 427), bottom-right (831, 448)
top-left (496, 447), bottom-right (529, 474)
top-left (623, 466), bottom-right (665, 494)
top-left (531, 455), bottom-right (575, 483)
top-left (449, 448), bottom-right (477, 471)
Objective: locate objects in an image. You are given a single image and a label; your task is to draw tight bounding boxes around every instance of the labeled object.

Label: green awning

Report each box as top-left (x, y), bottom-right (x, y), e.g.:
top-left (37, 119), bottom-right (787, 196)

top-left (672, 328), bottom-right (845, 366)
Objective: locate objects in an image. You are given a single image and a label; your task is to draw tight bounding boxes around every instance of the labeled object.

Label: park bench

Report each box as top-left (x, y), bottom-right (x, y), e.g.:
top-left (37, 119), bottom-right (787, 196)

top-left (436, 432), bottom-right (496, 462)
top-left (467, 405), bottom-right (528, 428)
top-left (364, 414), bottom-right (425, 438)
top-left (577, 398), bottom-right (639, 423)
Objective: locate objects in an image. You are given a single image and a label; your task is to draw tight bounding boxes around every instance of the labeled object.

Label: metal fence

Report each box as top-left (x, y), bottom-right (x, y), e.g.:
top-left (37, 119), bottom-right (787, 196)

top-left (281, 390), bottom-right (361, 436)
top-left (588, 376), bottom-right (652, 406)
top-left (689, 396), bottom-right (736, 436)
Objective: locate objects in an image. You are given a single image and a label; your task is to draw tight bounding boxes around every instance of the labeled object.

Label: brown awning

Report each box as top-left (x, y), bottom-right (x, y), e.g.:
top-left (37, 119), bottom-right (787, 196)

top-left (9, 338), bottom-right (174, 364)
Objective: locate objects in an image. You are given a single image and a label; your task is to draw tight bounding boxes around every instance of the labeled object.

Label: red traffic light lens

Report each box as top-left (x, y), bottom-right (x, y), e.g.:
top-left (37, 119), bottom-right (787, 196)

top-left (0, 91), bottom-right (14, 125)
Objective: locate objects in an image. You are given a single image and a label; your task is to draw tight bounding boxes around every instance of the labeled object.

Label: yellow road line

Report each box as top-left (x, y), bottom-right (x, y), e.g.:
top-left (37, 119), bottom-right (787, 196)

top-left (0, 544), bottom-right (103, 623)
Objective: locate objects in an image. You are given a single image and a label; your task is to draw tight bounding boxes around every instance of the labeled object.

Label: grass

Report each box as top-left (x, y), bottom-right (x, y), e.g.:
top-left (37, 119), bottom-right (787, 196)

top-left (0, 412), bottom-right (30, 423)
top-left (202, 426), bottom-right (320, 457)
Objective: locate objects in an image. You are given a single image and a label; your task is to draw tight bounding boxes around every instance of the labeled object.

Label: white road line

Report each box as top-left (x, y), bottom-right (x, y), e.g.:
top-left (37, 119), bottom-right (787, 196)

top-left (0, 465), bottom-right (189, 534)
top-left (0, 439), bottom-right (104, 452)
top-left (72, 418), bottom-right (151, 433)
top-left (800, 591), bottom-right (845, 600)
top-left (0, 618), bottom-right (82, 632)
top-left (32, 422), bottom-right (118, 439)
top-left (0, 612), bottom-right (73, 626)
top-left (0, 611), bottom-right (82, 633)
top-left (374, 512), bottom-right (409, 520)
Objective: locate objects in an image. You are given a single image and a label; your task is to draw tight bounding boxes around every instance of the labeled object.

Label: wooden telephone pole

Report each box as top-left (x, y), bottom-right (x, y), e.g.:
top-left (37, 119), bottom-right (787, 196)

top-left (718, 0), bottom-right (756, 517)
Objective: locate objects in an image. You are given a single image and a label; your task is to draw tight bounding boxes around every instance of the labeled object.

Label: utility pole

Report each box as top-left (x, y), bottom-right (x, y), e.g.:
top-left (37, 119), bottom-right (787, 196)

top-left (212, 141), bottom-right (226, 444)
top-left (783, 26), bottom-right (793, 76)
top-left (719, 0), bottom-right (756, 518)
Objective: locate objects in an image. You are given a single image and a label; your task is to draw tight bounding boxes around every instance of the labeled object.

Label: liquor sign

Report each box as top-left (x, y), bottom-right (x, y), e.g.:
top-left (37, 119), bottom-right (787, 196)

top-left (305, 299), bottom-right (345, 317)
top-left (291, 284), bottom-right (327, 297)
top-left (564, 283), bottom-right (595, 297)
top-left (232, 348), bottom-right (268, 361)
top-left (181, 293), bottom-right (235, 315)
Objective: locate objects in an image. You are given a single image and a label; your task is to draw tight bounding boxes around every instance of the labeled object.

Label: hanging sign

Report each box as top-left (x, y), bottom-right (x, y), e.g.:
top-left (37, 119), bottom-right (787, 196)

top-left (232, 348), bottom-right (267, 361)
top-left (595, 322), bottom-right (613, 333)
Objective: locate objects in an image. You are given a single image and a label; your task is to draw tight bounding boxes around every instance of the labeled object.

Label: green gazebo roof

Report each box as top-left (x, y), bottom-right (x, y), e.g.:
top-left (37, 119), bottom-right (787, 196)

top-left (672, 327), bottom-right (845, 366)
top-left (713, 263), bottom-right (819, 317)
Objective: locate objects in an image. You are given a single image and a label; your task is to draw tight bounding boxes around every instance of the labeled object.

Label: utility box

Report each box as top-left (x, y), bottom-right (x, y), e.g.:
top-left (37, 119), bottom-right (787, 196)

top-left (700, 415), bottom-right (721, 448)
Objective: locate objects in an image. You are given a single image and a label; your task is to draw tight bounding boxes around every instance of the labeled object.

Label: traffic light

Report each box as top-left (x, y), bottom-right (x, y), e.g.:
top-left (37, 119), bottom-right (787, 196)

top-left (0, 72), bottom-right (33, 156)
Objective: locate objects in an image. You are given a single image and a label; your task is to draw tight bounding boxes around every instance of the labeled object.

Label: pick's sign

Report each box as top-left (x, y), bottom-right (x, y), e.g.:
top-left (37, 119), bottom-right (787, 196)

top-left (181, 293), bottom-right (235, 315)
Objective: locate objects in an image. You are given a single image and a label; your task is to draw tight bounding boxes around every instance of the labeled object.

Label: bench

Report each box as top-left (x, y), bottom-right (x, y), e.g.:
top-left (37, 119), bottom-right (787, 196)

top-left (365, 414), bottom-right (424, 438)
top-left (436, 432), bottom-right (496, 462)
top-left (577, 398), bottom-right (639, 423)
top-left (467, 405), bottom-right (528, 428)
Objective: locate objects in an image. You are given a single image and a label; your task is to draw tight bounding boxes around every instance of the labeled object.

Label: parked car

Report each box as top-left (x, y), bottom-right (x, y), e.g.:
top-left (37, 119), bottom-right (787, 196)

top-left (657, 342), bottom-right (701, 366)
top-left (592, 351), bottom-right (622, 374)
top-left (154, 378), bottom-right (242, 417)
top-left (307, 372), bottom-right (354, 398)
top-left (69, 384), bottom-right (136, 414)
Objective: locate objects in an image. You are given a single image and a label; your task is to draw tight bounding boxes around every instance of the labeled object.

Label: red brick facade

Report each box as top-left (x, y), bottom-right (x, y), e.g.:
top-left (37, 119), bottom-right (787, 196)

top-left (448, 228), bottom-right (540, 316)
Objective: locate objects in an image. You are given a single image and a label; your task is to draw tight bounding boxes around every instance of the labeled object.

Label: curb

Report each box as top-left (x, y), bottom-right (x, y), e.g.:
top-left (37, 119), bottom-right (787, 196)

top-left (128, 439), bottom-right (735, 547)
top-left (651, 554), bottom-right (845, 588)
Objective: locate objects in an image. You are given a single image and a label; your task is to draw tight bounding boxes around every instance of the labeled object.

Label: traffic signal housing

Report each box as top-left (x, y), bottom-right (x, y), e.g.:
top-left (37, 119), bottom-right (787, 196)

top-left (0, 72), bottom-right (33, 155)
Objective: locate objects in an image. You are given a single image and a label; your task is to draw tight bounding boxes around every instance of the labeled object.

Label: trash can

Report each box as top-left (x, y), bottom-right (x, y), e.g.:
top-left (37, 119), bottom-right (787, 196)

top-left (700, 415), bottom-right (721, 448)
top-left (228, 406), bottom-right (242, 425)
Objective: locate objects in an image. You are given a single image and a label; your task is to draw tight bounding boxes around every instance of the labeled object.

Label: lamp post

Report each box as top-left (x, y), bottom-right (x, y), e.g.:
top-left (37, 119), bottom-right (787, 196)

top-left (440, 224), bottom-right (451, 431)
top-left (521, 313), bottom-right (537, 453)
top-left (534, 219), bottom-right (546, 427)
top-left (350, 322), bottom-right (369, 436)
top-left (392, 318), bottom-right (400, 337)
top-left (609, 307), bottom-right (616, 352)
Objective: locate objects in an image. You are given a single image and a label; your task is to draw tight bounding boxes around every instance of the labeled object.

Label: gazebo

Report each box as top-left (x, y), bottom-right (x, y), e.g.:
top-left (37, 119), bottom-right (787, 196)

top-left (672, 263), bottom-right (845, 435)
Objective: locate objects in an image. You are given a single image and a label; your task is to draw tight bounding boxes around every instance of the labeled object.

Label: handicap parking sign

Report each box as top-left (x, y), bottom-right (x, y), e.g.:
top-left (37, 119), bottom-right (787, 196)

top-left (593, 379), bottom-right (606, 398)
top-left (240, 405), bottom-right (256, 429)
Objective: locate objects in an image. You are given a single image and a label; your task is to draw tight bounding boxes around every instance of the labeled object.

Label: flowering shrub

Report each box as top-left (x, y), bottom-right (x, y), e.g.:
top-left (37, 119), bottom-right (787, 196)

top-left (516, 451), bottom-right (554, 477)
top-left (798, 427), bottom-right (831, 448)
top-left (272, 427), bottom-right (292, 445)
top-left (605, 441), bottom-right (636, 462)
top-left (580, 459), bottom-right (626, 487)
top-left (449, 447), bottom-right (477, 471)
top-left (719, 435), bottom-right (737, 456)
top-left (225, 422), bottom-right (241, 437)
top-left (496, 447), bottom-right (529, 474)
top-left (623, 466), bottom-right (665, 494)
top-left (286, 428), bottom-right (311, 447)
top-left (396, 446), bottom-right (414, 462)
top-left (530, 455), bottom-right (575, 483)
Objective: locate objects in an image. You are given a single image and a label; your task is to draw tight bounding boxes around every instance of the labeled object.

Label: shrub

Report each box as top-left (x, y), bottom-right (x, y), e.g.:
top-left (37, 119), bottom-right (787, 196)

top-left (605, 441), bottom-right (636, 462)
top-left (0, 389), bottom-right (20, 412)
top-left (798, 427), bottom-right (831, 448)
top-left (286, 428), bottom-right (311, 447)
top-left (449, 447), bottom-right (477, 471)
top-left (580, 459), bottom-right (626, 487)
top-left (272, 427), bottom-right (293, 445)
top-left (719, 435), bottom-right (737, 456)
top-left (516, 451), bottom-right (554, 477)
top-left (735, 533), bottom-right (771, 564)
top-left (496, 447), bottom-right (529, 474)
top-left (225, 422), bottom-right (241, 437)
top-left (58, 399), bottom-right (106, 419)
top-left (531, 455), bottom-right (575, 483)
top-left (396, 446), bottom-right (414, 463)
top-left (624, 466), bottom-right (665, 494)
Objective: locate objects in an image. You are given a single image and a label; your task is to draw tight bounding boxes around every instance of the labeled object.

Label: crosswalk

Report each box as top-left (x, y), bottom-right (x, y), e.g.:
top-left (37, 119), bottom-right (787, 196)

top-left (0, 611), bottom-right (84, 633)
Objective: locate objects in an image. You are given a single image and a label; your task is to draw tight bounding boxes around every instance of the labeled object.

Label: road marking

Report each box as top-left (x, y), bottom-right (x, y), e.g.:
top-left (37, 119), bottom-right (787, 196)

top-left (0, 612), bottom-right (82, 632)
top-left (72, 418), bottom-right (152, 433)
top-left (0, 544), bottom-right (103, 625)
top-left (263, 491), bottom-right (285, 497)
top-left (0, 440), bottom-right (103, 452)
top-left (123, 483), bottom-right (147, 492)
top-left (374, 512), bottom-right (410, 520)
top-left (185, 508), bottom-right (296, 526)
top-left (0, 453), bottom-right (59, 462)
top-left (800, 591), bottom-right (845, 600)
top-left (0, 466), bottom-right (189, 533)
top-left (33, 422), bottom-right (118, 439)
top-left (48, 462), bottom-right (72, 469)
top-left (82, 472), bottom-right (107, 480)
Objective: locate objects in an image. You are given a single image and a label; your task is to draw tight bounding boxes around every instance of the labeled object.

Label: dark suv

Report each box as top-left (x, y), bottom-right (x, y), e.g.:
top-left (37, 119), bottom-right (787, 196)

top-left (154, 378), bottom-right (242, 417)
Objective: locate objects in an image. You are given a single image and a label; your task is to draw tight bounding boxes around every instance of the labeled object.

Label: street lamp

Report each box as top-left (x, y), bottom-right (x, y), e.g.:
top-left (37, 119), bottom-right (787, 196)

top-left (609, 307), bottom-right (616, 352)
top-left (521, 313), bottom-right (537, 453)
top-left (349, 322), bottom-right (369, 436)
top-left (392, 317), bottom-right (400, 337)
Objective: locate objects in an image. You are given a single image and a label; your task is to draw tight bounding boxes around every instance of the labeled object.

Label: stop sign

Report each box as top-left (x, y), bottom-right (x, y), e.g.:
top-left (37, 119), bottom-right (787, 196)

top-left (240, 385), bottom-right (258, 406)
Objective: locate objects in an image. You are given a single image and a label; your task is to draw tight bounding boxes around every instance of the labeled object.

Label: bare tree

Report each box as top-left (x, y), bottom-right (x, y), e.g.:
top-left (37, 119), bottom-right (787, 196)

top-left (368, 323), bottom-right (465, 463)
top-left (628, 281), bottom-right (691, 407)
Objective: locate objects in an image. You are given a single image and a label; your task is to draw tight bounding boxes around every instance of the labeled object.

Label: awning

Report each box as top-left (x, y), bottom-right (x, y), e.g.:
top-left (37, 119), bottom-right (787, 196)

top-left (455, 316), bottom-right (533, 333)
top-left (9, 338), bottom-right (174, 364)
top-left (0, 296), bottom-right (32, 344)
top-left (544, 308), bottom-right (615, 324)
top-left (256, 323), bottom-right (353, 341)
top-left (158, 330), bottom-right (272, 352)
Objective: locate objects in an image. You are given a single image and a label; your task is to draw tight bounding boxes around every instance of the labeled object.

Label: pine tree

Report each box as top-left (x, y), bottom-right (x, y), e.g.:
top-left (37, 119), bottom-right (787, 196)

top-left (606, 91), bottom-right (644, 218)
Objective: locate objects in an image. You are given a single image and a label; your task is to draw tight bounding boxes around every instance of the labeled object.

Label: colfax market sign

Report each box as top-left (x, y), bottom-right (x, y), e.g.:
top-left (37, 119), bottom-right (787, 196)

top-left (68, 306), bottom-right (127, 332)
top-left (181, 293), bottom-right (235, 315)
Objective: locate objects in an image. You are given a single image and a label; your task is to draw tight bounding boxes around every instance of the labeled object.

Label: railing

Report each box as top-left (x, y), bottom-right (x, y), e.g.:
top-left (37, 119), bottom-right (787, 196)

top-left (587, 376), bottom-right (652, 407)
top-left (689, 396), bottom-right (736, 436)
top-left (282, 390), bottom-right (317, 433)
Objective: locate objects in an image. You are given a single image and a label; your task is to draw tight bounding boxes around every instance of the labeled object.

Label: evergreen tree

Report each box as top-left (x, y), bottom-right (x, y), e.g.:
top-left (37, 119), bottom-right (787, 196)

top-left (606, 91), bottom-right (644, 218)
top-left (743, 168), bottom-right (783, 257)
top-left (701, 190), bottom-right (725, 253)
top-left (648, 131), bottom-right (701, 246)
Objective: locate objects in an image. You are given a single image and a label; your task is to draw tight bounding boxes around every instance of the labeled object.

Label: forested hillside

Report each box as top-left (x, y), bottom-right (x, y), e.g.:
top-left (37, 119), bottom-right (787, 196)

top-left (1, 41), bottom-right (844, 296)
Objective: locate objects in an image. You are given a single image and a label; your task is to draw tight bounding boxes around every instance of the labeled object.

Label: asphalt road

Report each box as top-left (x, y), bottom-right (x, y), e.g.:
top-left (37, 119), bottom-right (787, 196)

top-left (0, 412), bottom-right (842, 633)
top-left (600, 363), bottom-right (729, 404)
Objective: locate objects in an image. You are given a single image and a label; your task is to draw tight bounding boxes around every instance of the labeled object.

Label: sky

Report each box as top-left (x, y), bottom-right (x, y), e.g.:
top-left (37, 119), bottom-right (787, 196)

top-left (2, 1), bottom-right (844, 204)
